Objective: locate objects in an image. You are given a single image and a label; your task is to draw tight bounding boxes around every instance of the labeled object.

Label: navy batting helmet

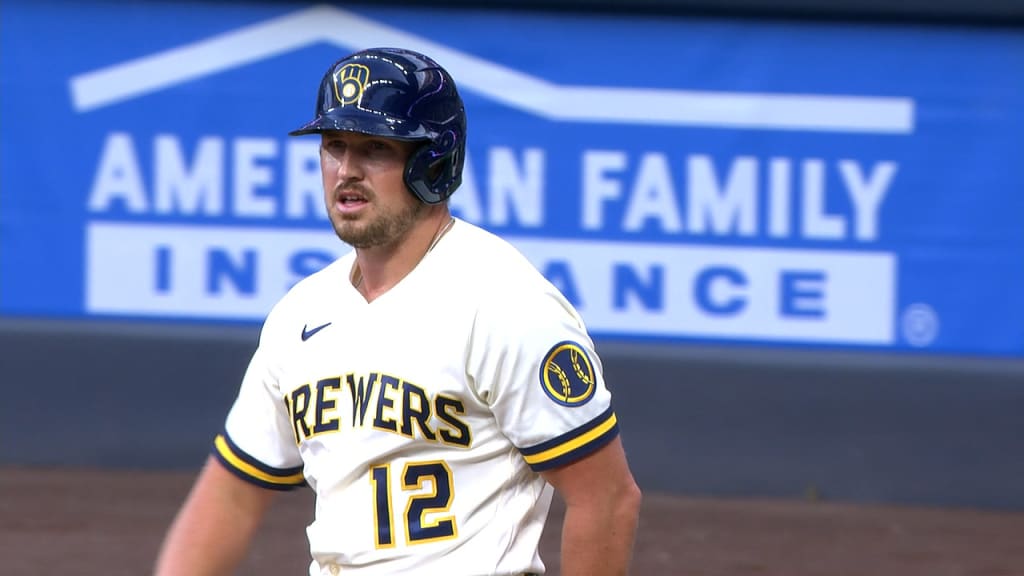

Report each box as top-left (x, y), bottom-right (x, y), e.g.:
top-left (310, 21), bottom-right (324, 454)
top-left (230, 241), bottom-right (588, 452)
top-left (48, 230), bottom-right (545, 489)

top-left (290, 47), bottom-right (467, 205)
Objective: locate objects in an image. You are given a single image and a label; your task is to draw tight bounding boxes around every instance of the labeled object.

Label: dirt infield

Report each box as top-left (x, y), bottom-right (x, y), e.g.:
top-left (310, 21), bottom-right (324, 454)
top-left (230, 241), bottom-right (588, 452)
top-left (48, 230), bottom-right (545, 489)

top-left (2, 467), bottom-right (1023, 576)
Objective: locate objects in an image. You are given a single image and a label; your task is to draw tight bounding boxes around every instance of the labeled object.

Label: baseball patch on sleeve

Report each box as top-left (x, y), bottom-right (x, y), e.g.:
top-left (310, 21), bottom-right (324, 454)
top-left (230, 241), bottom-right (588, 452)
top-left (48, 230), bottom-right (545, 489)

top-left (539, 341), bottom-right (596, 407)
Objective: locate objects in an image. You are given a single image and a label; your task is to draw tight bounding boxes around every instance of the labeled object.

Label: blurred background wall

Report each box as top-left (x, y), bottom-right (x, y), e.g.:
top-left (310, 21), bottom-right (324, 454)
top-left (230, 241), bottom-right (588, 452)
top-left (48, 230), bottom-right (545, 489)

top-left (1, 0), bottom-right (1022, 510)
top-left (350, 0), bottom-right (1024, 22)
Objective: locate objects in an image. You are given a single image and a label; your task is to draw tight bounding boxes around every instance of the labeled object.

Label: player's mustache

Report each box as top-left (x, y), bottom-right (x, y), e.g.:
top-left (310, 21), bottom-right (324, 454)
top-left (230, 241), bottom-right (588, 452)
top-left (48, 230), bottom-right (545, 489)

top-left (333, 183), bottom-right (374, 200)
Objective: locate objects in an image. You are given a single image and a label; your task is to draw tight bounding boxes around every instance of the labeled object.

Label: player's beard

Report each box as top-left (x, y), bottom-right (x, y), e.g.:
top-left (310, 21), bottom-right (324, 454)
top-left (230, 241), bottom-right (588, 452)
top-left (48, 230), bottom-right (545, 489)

top-left (330, 192), bottom-right (425, 249)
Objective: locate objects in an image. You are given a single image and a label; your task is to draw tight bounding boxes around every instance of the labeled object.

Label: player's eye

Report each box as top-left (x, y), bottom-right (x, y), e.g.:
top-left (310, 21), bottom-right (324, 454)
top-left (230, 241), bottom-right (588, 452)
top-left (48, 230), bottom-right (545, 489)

top-left (323, 139), bottom-right (346, 151)
top-left (367, 140), bottom-right (392, 152)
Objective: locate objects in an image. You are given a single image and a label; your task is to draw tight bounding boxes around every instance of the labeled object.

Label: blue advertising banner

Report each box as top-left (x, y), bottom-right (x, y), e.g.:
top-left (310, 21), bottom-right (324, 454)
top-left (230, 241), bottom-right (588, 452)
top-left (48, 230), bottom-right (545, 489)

top-left (1, 1), bottom-right (1022, 356)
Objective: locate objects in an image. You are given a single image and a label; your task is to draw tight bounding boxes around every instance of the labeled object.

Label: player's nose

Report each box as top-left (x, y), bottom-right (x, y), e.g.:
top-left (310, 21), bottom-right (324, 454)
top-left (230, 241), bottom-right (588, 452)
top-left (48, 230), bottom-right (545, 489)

top-left (333, 149), bottom-right (365, 181)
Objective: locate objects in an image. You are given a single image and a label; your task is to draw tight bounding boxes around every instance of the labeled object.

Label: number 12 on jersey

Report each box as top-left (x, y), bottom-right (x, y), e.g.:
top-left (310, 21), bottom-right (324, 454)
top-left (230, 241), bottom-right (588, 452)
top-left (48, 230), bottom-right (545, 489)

top-left (369, 460), bottom-right (458, 548)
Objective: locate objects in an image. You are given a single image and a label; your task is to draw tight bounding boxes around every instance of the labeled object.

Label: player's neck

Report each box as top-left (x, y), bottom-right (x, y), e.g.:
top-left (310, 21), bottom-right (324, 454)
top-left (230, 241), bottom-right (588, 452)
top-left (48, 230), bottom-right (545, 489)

top-left (352, 208), bottom-right (454, 302)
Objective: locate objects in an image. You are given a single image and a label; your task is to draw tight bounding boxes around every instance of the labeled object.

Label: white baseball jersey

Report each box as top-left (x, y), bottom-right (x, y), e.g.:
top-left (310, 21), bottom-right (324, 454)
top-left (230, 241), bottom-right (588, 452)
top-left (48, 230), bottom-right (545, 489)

top-left (213, 219), bottom-right (619, 575)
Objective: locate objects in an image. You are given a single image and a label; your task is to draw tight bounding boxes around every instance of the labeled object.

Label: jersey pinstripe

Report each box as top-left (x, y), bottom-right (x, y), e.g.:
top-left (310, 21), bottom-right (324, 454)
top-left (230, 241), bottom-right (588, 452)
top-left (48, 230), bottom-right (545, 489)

top-left (213, 219), bottom-right (619, 575)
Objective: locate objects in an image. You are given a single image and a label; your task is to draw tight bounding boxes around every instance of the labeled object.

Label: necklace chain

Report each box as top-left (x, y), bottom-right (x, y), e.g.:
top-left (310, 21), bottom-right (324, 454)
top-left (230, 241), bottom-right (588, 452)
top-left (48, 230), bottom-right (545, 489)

top-left (352, 217), bottom-right (455, 290)
top-left (427, 216), bottom-right (456, 253)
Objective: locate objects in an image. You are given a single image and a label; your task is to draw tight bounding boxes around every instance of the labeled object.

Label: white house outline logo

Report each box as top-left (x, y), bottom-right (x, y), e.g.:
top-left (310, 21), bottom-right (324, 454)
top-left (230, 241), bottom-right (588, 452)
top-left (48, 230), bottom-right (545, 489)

top-left (68, 4), bottom-right (914, 134)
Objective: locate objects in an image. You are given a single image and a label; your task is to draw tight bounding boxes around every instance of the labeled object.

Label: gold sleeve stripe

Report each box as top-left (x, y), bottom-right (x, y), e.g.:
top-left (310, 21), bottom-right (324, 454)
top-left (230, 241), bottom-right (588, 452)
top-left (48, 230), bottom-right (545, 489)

top-left (214, 435), bottom-right (305, 486)
top-left (522, 412), bottom-right (618, 465)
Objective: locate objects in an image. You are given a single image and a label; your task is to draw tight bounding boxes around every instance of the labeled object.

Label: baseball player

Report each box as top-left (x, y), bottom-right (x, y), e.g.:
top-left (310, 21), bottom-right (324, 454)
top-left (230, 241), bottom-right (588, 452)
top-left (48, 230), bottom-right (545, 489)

top-left (155, 47), bottom-right (641, 576)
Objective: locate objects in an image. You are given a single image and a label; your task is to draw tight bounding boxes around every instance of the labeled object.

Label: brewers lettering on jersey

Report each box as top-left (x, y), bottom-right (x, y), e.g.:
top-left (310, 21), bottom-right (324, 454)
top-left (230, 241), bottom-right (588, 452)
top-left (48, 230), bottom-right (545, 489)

top-left (155, 47), bottom-right (641, 576)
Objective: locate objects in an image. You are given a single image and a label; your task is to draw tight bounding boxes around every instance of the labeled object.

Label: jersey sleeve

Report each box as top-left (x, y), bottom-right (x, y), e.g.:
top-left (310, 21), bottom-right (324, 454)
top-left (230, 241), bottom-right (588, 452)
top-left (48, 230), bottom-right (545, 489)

top-left (212, 338), bottom-right (305, 491)
top-left (468, 283), bottom-right (619, 472)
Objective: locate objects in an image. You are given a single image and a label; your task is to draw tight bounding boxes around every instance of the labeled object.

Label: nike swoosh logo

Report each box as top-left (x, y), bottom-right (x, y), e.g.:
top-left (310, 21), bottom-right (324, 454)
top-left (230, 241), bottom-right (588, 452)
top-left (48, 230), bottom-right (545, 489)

top-left (301, 322), bottom-right (332, 341)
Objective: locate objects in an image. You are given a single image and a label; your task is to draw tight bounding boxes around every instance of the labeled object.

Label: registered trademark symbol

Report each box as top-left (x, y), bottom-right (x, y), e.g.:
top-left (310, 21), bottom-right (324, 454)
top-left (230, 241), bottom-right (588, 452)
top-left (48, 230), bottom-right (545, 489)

top-left (901, 303), bottom-right (939, 347)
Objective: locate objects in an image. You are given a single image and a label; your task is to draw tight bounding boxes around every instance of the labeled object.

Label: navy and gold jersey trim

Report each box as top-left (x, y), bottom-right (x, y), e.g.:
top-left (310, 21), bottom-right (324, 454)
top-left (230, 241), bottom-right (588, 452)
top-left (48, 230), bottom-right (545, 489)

top-left (211, 432), bottom-right (305, 491)
top-left (519, 407), bottom-right (619, 472)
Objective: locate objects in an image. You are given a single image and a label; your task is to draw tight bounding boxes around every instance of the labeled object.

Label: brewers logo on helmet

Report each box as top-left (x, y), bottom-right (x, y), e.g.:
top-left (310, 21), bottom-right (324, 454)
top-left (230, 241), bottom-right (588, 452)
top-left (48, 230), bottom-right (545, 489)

top-left (333, 63), bottom-right (369, 105)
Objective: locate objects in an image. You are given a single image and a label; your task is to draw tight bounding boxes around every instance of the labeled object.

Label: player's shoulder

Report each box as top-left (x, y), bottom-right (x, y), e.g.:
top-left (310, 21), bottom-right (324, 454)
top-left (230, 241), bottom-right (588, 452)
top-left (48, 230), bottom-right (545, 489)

top-left (284, 251), bottom-right (353, 299)
top-left (443, 219), bottom-right (578, 317)
top-left (446, 219), bottom-right (546, 289)
top-left (260, 251), bottom-right (354, 343)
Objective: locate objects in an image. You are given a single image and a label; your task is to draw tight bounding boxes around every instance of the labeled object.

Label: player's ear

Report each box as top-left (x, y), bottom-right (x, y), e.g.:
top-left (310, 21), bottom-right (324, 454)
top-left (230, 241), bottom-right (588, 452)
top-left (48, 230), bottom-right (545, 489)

top-left (405, 131), bottom-right (463, 205)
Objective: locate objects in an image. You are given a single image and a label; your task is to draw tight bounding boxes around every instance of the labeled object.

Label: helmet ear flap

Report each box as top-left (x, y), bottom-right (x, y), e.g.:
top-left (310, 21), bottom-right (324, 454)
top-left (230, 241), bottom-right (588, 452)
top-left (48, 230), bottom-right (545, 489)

top-left (404, 130), bottom-right (464, 205)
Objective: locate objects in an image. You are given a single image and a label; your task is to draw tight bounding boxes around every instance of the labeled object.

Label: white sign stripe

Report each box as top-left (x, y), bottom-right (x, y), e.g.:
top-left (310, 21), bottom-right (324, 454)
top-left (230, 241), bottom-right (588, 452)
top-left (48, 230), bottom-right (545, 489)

top-left (86, 222), bottom-right (895, 345)
top-left (70, 7), bottom-right (336, 111)
top-left (552, 86), bottom-right (914, 133)
top-left (69, 4), bottom-right (915, 134)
